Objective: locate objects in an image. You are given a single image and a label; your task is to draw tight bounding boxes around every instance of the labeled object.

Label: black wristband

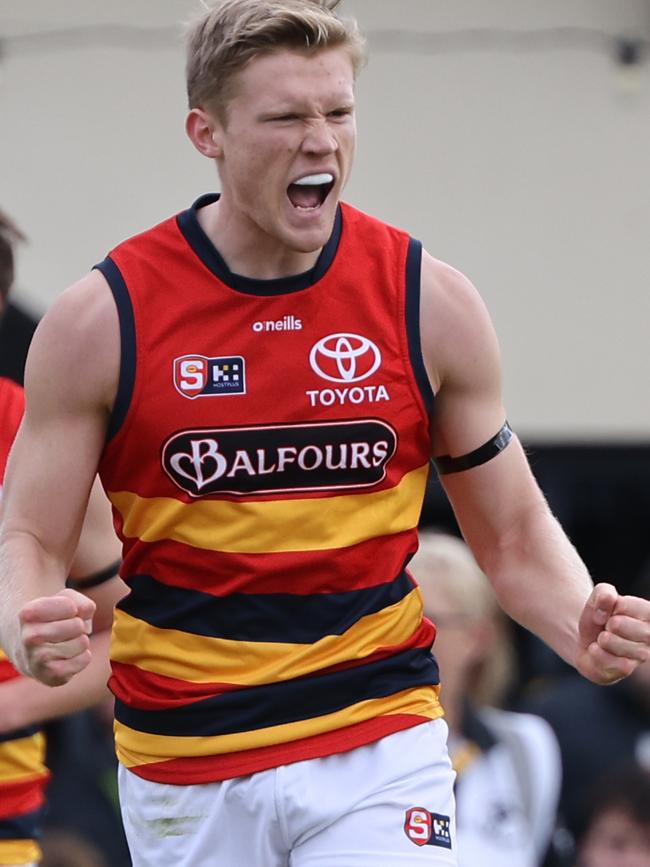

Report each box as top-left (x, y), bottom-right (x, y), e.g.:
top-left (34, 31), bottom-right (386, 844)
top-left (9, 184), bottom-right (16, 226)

top-left (67, 559), bottom-right (121, 590)
top-left (433, 421), bottom-right (513, 475)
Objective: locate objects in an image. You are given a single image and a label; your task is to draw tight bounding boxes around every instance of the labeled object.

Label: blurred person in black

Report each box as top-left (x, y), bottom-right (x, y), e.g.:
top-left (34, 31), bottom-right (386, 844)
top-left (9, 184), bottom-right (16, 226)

top-left (0, 210), bottom-right (37, 384)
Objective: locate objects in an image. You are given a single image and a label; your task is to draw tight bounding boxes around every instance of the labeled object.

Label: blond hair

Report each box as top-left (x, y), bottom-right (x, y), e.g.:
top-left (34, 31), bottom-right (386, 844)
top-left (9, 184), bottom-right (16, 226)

top-left (186, 0), bottom-right (366, 117)
top-left (410, 531), bottom-right (516, 706)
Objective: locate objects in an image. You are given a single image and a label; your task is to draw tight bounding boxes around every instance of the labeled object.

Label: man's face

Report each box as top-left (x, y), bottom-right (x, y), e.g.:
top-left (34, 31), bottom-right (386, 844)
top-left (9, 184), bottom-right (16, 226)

top-left (212, 46), bottom-right (356, 254)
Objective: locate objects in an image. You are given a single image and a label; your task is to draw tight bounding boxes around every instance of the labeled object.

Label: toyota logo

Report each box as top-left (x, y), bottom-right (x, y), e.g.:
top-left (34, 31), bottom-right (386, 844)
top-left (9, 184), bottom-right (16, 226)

top-left (309, 333), bottom-right (382, 383)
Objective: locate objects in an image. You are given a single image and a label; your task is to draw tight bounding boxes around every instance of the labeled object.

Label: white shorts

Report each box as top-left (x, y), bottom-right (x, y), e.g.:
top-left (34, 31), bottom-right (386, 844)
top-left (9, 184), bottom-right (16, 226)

top-left (118, 719), bottom-right (457, 867)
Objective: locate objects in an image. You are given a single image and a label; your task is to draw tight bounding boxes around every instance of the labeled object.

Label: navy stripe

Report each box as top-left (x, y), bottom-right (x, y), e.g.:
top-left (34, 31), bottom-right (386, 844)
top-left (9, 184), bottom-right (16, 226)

top-left (93, 257), bottom-right (136, 441)
top-left (0, 724), bottom-right (40, 744)
top-left (118, 571), bottom-right (415, 643)
top-left (0, 807), bottom-right (44, 841)
top-left (405, 237), bottom-right (434, 416)
top-left (176, 193), bottom-right (342, 295)
top-left (115, 646), bottom-right (438, 737)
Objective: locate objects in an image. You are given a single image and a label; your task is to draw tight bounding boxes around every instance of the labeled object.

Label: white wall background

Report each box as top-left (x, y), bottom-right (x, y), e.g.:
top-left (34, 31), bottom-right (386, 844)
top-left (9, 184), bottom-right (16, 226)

top-left (1, 1), bottom-right (649, 441)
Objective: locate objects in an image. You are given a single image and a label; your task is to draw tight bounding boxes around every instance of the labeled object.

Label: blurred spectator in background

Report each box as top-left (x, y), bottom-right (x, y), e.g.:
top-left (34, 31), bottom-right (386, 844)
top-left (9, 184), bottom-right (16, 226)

top-left (522, 570), bottom-right (650, 847)
top-left (0, 208), bottom-right (127, 866)
top-left (410, 530), bottom-right (564, 867)
top-left (42, 700), bottom-right (131, 867)
top-left (39, 829), bottom-right (107, 867)
top-left (575, 763), bottom-right (650, 867)
top-left (0, 209), bottom-right (37, 385)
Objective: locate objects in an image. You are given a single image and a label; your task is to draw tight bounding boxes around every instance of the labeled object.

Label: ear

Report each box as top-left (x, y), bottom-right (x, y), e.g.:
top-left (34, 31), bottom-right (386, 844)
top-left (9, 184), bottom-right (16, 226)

top-left (186, 108), bottom-right (224, 159)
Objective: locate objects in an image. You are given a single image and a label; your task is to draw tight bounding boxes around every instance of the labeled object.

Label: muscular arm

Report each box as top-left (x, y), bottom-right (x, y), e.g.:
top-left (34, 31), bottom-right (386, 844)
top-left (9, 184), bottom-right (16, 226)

top-left (421, 252), bottom-right (650, 683)
top-left (0, 269), bottom-right (120, 684)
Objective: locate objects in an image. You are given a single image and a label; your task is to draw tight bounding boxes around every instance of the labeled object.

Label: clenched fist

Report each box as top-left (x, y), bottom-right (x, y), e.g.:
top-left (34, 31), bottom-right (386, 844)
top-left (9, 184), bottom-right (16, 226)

top-left (17, 588), bottom-right (96, 686)
top-left (577, 582), bottom-right (650, 685)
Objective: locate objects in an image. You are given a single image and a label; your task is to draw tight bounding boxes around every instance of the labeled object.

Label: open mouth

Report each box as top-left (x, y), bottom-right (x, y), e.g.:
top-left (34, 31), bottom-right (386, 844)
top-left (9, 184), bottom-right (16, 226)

top-left (287, 173), bottom-right (335, 211)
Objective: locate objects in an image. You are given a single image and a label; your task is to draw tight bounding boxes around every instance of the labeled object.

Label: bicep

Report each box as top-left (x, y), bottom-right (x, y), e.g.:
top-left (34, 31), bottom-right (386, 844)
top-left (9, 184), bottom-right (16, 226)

top-left (2, 272), bottom-right (119, 568)
top-left (420, 251), bottom-right (507, 458)
top-left (419, 253), bottom-right (551, 560)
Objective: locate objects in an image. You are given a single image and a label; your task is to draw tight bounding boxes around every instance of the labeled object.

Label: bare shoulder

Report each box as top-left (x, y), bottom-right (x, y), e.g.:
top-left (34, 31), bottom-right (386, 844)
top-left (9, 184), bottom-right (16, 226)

top-left (25, 269), bottom-right (119, 416)
top-left (419, 250), bottom-right (501, 395)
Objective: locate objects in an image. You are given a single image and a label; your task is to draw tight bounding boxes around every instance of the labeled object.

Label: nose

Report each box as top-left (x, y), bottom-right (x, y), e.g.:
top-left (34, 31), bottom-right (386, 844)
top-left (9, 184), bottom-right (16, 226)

top-left (301, 119), bottom-right (338, 156)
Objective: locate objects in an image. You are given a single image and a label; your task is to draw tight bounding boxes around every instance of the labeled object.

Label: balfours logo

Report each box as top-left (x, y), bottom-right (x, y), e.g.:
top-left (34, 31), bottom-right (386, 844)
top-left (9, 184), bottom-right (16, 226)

top-left (162, 419), bottom-right (397, 497)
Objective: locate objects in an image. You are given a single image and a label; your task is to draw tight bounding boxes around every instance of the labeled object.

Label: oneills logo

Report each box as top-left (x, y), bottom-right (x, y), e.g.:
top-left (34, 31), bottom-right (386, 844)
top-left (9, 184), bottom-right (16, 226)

top-left (162, 419), bottom-right (397, 497)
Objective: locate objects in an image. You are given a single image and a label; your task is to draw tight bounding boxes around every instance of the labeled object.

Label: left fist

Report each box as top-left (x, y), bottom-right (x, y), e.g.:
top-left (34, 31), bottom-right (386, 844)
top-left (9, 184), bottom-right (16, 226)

top-left (577, 582), bottom-right (650, 685)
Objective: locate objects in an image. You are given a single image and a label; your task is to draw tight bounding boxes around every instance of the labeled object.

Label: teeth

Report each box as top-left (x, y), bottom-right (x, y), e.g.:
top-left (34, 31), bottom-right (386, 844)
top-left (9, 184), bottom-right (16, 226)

top-left (293, 173), bottom-right (334, 186)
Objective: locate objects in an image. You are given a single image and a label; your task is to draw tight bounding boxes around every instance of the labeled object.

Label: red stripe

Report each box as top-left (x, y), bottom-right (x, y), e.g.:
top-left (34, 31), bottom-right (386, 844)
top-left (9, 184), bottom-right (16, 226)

top-left (109, 662), bottom-right (242, 709)
top-left (0, 775), bottom-right (49, 820)
top-left (125, 713), bottom-right (433, 784)
top-left (109, 619), bottom-right (436, 711)
top-left (120, 530), bottom-right (419, 597)
top-left (0, 659), bottom-right (20, 684)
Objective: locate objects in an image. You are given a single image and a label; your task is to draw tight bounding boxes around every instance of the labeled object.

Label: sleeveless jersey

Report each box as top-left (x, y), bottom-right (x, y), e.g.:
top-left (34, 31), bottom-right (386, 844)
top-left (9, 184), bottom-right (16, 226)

top-left (0, 377), bottom-right (47, 866)
top-left (97, 195), bottom-right (442, 785)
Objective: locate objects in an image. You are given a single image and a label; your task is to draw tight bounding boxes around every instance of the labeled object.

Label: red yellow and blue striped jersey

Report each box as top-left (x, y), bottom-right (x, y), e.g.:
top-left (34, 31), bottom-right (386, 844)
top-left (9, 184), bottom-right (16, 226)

top-left (0, 377), bottom-right (48, 865)
top-left (97, 196), bottom-right (442, 785)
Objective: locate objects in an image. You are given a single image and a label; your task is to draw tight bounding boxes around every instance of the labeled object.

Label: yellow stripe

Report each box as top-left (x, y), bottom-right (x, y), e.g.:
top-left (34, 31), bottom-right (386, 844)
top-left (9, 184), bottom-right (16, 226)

top-left (0, 839), bottom-right (41, 864)
top-left (109, 464), bottom-right (428, 554)
top-left (116, 685), bottom-right (442, 768)
top-left (0, 733), bottom-right (46, 784)
top-left (0, 648), bottom-right (7, 662)
top-left (112, 587), bottom-right (424, 686)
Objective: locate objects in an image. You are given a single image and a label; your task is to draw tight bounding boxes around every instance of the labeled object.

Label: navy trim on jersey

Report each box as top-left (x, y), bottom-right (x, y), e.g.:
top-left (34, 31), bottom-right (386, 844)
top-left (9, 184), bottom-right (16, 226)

top-left (114, 646), bottom-right (439, 737)
top-left (0, 806), bottom-right (44, 840)
top-left (93, 257), bottom-right (136, 442)
top-left (176, 193), bottom-right (343, 296)
top-left (0, 724), bottom-right (40, 744)
top-left (405, 237), bottom-right (434, 416)
top-left (118, 570), bottom-right (415, 643)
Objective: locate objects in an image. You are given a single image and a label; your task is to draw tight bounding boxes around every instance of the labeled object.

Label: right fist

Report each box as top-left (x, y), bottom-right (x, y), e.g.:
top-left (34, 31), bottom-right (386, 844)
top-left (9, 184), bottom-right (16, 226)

top-left (17, 588), bottom-right (96, 686)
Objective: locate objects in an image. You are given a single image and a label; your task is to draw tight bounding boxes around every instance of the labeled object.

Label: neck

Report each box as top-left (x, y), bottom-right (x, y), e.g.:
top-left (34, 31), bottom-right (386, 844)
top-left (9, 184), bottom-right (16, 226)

top-left (198, 197), bottom-right (322, 281)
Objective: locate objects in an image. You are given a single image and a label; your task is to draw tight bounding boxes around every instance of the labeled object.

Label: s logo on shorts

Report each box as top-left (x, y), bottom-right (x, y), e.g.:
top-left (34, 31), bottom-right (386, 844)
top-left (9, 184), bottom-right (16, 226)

top-left (404, 808), bottom-right (452, 849)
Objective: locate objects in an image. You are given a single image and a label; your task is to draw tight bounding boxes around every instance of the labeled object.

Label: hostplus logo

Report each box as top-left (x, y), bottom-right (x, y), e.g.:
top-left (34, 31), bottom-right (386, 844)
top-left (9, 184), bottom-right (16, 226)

top-left (307, 332), bottom-right (390, 407)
